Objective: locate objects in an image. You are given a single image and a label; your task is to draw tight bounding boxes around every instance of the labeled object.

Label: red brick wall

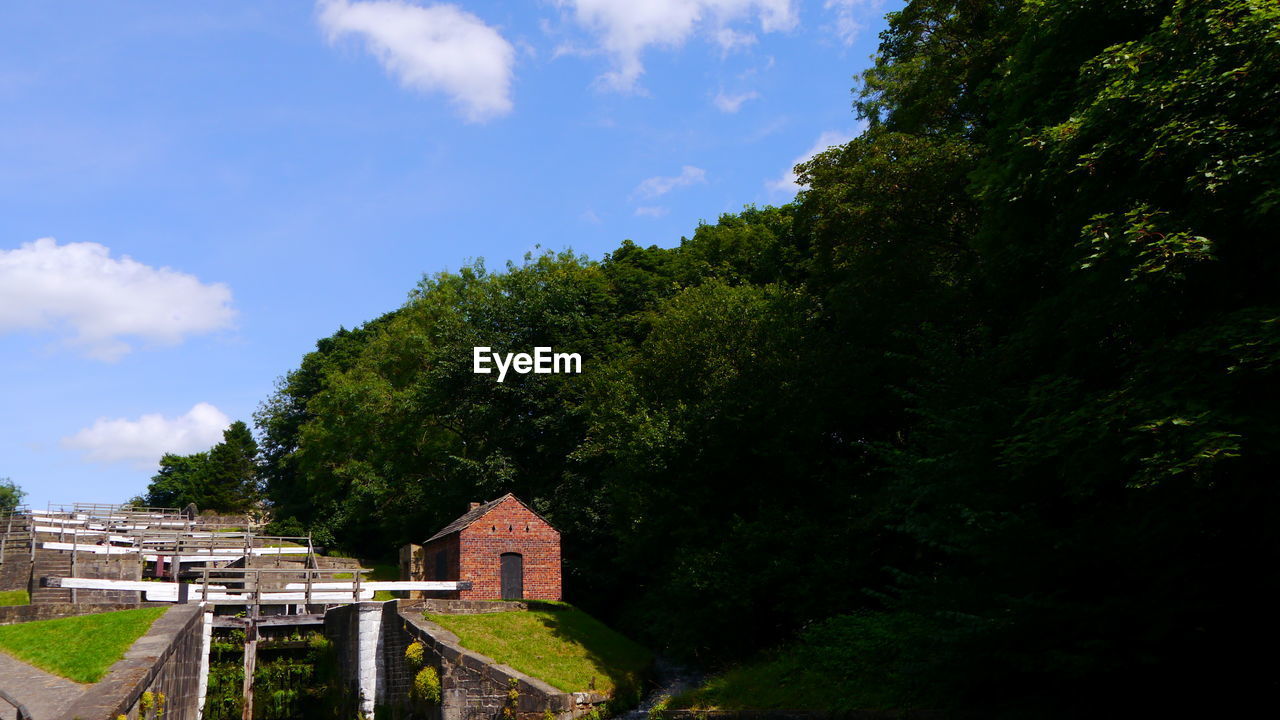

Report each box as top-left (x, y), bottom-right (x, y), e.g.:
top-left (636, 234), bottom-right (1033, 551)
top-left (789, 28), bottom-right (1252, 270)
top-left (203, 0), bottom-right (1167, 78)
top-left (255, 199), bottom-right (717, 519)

top-left (419, 534), bottom-right (461, 598)
top-left (457, 497), bottom-right (562, 601)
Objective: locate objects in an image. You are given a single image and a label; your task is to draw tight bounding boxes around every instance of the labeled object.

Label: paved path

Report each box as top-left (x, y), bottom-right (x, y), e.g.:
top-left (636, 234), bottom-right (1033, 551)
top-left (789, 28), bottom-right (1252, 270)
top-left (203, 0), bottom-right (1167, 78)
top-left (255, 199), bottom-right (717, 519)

top-left (0, 649), bottom-right (87, 720)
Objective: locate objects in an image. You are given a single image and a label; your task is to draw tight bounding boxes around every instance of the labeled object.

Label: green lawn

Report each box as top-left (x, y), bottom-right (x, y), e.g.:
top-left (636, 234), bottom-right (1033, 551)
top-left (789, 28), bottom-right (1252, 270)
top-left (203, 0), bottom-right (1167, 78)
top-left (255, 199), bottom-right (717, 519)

top-left (0, 606), bottom-right (168, 683)
top-left (425, 603), bottom-right (650, 698)
top-left (0, 589), bottom-right (29, 606)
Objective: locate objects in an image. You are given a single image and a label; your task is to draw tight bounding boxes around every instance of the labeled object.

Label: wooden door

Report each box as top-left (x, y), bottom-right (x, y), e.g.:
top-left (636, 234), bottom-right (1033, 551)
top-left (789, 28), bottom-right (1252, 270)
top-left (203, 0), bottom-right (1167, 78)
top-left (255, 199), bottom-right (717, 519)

top-left (500, 552), bottom-right (524, 600)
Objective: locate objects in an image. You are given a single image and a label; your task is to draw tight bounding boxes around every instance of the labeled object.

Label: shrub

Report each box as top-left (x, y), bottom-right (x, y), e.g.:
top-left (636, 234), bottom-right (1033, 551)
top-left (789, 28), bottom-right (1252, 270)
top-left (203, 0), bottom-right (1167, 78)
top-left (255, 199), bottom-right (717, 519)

top-left (410, 666), bottom-right (441, 704)
top-left (404, 640), bottom-right (425, 669)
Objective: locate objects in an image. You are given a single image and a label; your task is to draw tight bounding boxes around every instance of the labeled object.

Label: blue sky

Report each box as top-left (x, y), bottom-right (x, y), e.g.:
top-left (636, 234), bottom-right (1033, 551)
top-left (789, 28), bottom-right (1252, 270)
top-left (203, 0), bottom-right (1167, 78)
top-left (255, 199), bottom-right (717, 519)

top-left (0, 1), bottom-right (891, 508)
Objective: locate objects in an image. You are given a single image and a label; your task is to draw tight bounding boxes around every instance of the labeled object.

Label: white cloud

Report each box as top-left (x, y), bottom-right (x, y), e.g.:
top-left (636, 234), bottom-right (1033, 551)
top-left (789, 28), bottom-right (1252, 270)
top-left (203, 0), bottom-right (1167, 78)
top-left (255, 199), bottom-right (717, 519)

top-left (317, 0), bottom-right (515, 122)
top-left (62, 403), bottom-right (232, 468)
top-left (766, 125), bottom-right (865, 193)
top-left (714, 27), bottom-right (757, 52)
top-left (713, 88), bottom-right (760, 112)
top-left (0, 238), bottom-right (235, 361)
top-left (555, 0), bottom-right (798, 91)
top-left (825, 0), bottom-right (882, 46)
top-left (634, 165), bottom-right (707, 199)
top-left (635, 206), bottom-right (670, 218)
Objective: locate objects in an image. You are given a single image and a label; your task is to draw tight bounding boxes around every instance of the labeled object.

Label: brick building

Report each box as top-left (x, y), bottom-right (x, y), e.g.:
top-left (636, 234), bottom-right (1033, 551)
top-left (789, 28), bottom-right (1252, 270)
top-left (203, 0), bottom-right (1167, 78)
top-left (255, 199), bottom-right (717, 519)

top-left (411, 494), bottom-right (562, 601)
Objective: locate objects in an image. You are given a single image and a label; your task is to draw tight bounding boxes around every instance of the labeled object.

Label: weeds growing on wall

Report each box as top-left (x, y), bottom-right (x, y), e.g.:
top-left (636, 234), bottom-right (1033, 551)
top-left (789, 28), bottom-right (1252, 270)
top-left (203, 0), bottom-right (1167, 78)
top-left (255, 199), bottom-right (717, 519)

top-left (202, 630), bottom-right (346, 720)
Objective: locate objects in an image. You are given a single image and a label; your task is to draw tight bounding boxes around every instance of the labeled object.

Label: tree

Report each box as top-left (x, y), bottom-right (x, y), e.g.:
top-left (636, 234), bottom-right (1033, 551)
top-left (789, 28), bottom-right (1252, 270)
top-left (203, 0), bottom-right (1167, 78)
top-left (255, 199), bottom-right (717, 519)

top-left (204, 421), bottom-right (261, 513)
top-left (140, 421), bottom-right (261, 514)
top-left (0, 478), bottom-right (24, 514)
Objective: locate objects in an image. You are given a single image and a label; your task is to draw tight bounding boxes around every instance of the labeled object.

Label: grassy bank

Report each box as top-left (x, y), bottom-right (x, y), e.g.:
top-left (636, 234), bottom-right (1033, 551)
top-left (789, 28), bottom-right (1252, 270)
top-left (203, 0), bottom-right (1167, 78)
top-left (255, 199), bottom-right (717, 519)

top-left (0, 589), bottom-right (29, 606)
top-left (0, 606), bottom-right (167, 682)
top-left (425, 602), bottom-right (650, 699)
top-left (666, 612), bottom-right (939, 714)
top-left (667, 655), bottom-right (840, 712)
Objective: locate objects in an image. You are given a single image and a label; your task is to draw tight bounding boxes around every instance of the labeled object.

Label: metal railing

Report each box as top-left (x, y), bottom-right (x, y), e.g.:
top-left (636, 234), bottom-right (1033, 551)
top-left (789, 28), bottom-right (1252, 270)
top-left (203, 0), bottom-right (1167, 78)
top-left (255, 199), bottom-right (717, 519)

top-left (0, 688), bottom-right (33, 720)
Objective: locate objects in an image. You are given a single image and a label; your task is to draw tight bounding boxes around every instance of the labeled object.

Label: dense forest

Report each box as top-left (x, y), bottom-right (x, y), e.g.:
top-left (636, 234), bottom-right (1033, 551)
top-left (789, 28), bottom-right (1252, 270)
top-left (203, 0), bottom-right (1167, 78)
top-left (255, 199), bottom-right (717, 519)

top-left (142, 0), bottom-right (1279, 713)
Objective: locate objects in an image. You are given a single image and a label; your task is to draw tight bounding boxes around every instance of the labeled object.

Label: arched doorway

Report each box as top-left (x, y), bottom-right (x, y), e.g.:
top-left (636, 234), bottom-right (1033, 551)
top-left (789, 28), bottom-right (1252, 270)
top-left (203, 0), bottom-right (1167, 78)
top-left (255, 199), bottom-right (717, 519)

top-left (500, 552), bottom-right (524, 600)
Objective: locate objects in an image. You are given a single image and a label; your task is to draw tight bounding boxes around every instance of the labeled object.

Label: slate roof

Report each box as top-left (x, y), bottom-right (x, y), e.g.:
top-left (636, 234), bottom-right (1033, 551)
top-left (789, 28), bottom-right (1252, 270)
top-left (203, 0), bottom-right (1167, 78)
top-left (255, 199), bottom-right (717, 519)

top-left (424, 492), bottom-right (558, 545)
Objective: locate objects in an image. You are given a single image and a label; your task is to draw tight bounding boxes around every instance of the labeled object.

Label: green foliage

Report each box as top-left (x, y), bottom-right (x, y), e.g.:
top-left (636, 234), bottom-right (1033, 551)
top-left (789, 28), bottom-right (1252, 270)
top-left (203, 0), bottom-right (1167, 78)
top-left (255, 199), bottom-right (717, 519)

top-left (203, 630), bottom-right (346, 720)
top-left (141, 421), bottom-right (261, 513)
top-left (410, 665), bottom-right (441, 705)
top-left (139, 690), bottom-right (165, 719)
top-left (0, 478), bottom-right (24, 513)
top-left (0, 607), bottom-right (166, 682)
top-left (263, 515), bottom-right (306, 538)
top-left (404, 639), bottom-right (425, 669)
top-left (249, 0), bottom-right (1280, 712)
top-left (501, 677), bottom-right (519, 720)
top-left (670, 612), bottom-right (943, 712)
top-left (0, 589), bottom-right (29, 606)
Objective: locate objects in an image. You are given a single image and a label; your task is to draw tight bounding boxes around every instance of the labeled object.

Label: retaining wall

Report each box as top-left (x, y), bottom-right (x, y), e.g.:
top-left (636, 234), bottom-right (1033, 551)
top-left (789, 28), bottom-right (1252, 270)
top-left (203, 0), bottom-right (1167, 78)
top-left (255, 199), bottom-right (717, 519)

top-left (411, 599), bottom-right (528, 615)
top-left (325, 600), bottom-right (605, 720)
top-left (0, 602), bottom-right (168, 626)
top-left (74, 554), bottom-right (145, 604)
top-left (0, 551), bottom-right (31, 592)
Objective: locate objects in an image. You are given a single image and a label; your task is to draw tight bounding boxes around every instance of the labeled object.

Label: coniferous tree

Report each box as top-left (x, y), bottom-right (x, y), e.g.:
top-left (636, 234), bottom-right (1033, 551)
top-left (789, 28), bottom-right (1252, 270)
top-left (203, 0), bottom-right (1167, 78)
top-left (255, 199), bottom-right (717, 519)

top-left (141, 421), bottom-right (260, 514)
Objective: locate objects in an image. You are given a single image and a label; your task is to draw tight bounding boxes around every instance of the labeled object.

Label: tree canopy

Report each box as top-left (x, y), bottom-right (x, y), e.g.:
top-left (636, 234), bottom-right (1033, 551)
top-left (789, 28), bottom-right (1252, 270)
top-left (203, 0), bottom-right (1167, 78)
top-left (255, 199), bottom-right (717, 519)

top-left (139, 421), bottom-right (261, 514)
top-left (0, 479), bottom-right (24, 514)
top-left (251, 0), bottom-right (1280, 711)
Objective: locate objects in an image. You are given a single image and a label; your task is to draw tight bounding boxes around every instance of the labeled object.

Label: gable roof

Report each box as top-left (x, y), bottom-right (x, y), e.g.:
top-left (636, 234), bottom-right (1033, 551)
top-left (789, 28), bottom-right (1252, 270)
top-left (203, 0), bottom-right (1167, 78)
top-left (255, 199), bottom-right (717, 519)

top-left (423, 493), bottom-right (558, 544)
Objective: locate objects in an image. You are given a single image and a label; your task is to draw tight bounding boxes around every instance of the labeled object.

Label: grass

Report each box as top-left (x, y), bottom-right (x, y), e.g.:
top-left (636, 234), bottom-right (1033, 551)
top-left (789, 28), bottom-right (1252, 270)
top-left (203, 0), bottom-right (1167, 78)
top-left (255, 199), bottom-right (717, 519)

top-left (667, 612), bottom-right (938, 713)
top-left (0, 606), bottom-right (168, 683)
top-left (331, 561), bottom-right (397, 599)
top-left (0, 589), bottom-right (29, 606)
top-left (425, 602), bottom-right (651, 698)
top-left (667, 655), bottom-right (844, 712)
top-left (367, 562), bottom-right (399, 601)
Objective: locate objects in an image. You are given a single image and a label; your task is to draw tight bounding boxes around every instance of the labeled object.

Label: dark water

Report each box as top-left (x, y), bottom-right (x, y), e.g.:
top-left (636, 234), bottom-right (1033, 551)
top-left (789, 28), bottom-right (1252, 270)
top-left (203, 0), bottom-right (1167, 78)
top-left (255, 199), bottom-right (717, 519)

top-left (617, 658), bottom-right (704, 720)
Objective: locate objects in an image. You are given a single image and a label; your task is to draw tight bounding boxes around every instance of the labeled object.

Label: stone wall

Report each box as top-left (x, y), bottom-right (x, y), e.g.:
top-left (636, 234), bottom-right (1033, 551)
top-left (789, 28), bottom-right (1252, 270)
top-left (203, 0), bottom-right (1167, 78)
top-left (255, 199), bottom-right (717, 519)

top-left (0, 543), bottom-right (32, 592)
top-left (410, 599), bottom-right (528, 615)
top-left (0, 601), bottom-right (168, 626)
top-left (60, 604), bottom-right (210, 720)
top-left (393, 606), bottom-right (604, 720)
top-left (73, 552), bottom-right (145, 603)
top-left (323, 601), bottom-right (373, 719)
top-left (325, 600), bottom-right (604, 720)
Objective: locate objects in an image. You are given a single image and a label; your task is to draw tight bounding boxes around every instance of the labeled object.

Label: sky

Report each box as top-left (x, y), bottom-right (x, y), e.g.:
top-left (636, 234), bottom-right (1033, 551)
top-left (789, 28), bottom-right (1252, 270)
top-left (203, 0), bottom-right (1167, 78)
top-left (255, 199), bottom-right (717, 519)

top-left (0, 0), bottom-right (892, 509)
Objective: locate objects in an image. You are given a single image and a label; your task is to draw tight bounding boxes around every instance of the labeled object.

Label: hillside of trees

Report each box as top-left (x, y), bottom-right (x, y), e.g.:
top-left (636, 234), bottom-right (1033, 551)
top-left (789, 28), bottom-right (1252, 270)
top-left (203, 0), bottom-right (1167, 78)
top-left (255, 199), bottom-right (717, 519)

top-left (142, 0), bottom-right (1279, 712)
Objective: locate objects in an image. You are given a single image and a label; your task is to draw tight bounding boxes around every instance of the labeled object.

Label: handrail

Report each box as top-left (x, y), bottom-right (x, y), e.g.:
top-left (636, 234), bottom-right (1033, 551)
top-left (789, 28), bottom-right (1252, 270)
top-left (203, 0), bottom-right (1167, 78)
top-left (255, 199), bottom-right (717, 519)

top-left (0, 687), bottom-right (33, 720)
